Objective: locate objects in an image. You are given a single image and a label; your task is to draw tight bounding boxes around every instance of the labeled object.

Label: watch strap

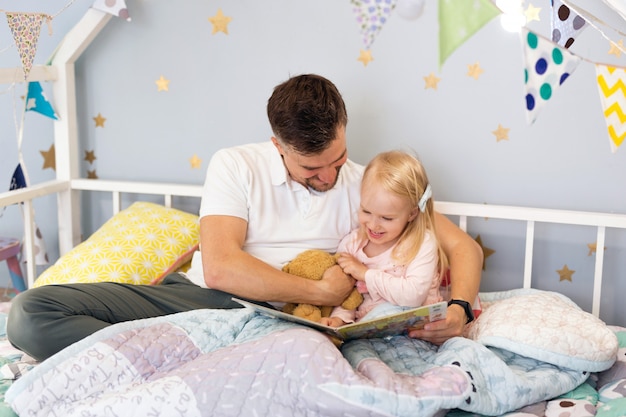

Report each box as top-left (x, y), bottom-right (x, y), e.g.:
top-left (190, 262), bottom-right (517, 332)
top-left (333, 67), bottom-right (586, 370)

top-left (448, 299), bottom-right (475, 324)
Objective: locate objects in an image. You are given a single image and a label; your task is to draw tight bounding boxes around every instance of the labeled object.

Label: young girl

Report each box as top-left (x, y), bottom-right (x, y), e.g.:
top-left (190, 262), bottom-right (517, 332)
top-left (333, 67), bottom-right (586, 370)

top-left (321, 150), bottom-right (448, 327)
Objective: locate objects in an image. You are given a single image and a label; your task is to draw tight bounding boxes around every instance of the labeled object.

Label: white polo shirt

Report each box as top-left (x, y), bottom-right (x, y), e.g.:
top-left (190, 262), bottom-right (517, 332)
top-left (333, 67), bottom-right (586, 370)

top-left (185, 141), bottom-right (363, 288)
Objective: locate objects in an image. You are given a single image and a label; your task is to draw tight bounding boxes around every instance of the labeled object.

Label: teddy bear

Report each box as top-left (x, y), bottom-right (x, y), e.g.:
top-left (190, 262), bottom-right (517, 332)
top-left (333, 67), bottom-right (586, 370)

top-left (281, 249), bottom-right (364, 323)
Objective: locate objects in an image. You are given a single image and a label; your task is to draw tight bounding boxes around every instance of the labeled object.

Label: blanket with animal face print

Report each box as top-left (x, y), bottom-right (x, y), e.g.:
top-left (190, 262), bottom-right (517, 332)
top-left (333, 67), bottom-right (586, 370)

top-left (4, 290), bottom-right (620, 417)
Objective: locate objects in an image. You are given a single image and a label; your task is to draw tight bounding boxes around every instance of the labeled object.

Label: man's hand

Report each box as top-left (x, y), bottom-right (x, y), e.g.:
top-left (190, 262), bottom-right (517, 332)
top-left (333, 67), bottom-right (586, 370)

top-left (316, 264), bottom-right (355, 306)
top-left (407, 303), bottom-right (466, 345)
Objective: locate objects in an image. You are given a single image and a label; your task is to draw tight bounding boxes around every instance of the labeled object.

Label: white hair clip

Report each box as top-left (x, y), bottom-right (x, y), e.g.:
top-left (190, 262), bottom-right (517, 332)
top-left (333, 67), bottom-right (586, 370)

top-left (418, 184), bottom-right (432, 212)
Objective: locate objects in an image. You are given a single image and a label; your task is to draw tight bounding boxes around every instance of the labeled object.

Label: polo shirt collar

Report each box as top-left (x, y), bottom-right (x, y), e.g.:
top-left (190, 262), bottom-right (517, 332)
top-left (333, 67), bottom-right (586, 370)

top-left (270, 146), bottom-right (290, 187)
top-left (268, 144), bottom-right (345, 191)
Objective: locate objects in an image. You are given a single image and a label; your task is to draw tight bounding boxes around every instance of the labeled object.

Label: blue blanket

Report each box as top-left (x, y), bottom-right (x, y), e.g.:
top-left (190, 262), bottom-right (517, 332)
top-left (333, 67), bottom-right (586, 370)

top-left (4, 290), bottom-right (617, 417)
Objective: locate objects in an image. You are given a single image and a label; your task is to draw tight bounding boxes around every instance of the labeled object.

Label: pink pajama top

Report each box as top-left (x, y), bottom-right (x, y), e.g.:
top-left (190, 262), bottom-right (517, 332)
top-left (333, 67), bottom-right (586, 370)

top-left (330, 228), bottom-right (442, 324)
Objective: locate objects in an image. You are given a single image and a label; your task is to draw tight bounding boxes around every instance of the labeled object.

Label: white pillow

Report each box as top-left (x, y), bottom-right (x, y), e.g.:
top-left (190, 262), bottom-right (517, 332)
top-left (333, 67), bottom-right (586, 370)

top-left (468, 289), bottom-right (618, 372)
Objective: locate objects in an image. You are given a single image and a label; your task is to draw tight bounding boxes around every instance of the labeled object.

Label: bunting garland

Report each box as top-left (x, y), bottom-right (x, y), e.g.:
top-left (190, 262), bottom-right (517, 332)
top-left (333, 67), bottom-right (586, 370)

top-left (5, 12), bottom-right (50, 80)
top-left (92, 0), bottom-right (131, 22)
top-left (6, 163), bottom-right (50, 268)
top-left (0, 0), bottom-right (626, 159)
top-left (351, 0), bottom-right (397, 50)
top-left (25, 81), bottom-right (58, 120)
top-left (550, 0), bottom-right (587, 48)
top-left (438, 0), bottom-right (500, 68)
top-left (561, 0), bottom-right (626, 55)
top-left (521, 28), bottom-right (582, 125)
top-left (595, 65), bottom-right (626, 153)
top-left (8, 164), bottom-right (27, 192)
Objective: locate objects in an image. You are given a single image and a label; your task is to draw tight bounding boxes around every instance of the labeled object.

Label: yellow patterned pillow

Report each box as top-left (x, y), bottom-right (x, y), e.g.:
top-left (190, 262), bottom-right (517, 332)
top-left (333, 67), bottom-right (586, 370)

top-left (34, 202), bottom-right (199, 287)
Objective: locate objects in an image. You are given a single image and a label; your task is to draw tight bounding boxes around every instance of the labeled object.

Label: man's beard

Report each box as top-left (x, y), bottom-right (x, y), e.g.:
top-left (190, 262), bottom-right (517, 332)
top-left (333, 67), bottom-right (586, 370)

top-left (305, 166), bottom-right (342, 192)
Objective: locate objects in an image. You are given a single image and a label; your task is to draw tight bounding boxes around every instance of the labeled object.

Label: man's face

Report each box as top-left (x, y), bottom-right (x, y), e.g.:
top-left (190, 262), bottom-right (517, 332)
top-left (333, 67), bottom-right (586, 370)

top-left (273, 127), bottom-right (348, 192)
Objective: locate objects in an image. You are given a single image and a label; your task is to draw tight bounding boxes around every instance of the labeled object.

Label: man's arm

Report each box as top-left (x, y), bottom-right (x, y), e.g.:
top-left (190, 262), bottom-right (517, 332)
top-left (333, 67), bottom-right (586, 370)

top-left (409, 211), bottom-right (483, 344)
top-left (199, 215), bottom-right (355, 306)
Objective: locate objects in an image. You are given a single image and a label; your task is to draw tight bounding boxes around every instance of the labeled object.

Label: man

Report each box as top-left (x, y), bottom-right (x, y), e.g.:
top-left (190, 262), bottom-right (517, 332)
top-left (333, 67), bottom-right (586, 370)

top-left (8, 74), bottom-right (483, 361)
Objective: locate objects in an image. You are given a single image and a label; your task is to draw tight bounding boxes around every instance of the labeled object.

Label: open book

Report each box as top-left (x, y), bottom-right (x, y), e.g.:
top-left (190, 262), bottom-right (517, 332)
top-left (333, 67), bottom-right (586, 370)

top-left (233, 298), bottom-right (447, 342)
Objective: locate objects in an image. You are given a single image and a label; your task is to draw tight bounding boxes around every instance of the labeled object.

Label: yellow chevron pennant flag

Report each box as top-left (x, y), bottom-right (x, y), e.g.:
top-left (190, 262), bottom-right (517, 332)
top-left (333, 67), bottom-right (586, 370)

top-left (595, 65), bottom-right (626, 153)
top-left (438, 0), bottom-right (501, 68)
top-left (521, 28), bottom-right (582, 124)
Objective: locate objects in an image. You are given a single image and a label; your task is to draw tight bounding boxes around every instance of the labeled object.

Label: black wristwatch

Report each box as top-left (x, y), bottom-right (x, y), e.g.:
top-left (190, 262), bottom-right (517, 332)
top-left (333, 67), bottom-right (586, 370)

top-left (448, 299), bottom-right (475, 324)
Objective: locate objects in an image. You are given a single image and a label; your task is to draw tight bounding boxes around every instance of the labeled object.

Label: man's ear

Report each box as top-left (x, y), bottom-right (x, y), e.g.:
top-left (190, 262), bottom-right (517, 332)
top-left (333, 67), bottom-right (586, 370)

top-left (271, 137), bottom-right (283, 154)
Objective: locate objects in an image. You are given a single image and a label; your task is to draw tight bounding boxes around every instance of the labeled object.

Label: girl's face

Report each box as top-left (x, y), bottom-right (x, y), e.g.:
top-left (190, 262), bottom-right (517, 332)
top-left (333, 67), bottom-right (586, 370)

top-left (358, 182), bottom-right (418, 253)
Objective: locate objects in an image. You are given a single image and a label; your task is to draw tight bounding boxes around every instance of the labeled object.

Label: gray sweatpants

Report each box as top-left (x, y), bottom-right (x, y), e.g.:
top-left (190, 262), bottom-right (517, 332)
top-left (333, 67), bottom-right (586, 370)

top-left (7, 273), bottom-right (272, 361)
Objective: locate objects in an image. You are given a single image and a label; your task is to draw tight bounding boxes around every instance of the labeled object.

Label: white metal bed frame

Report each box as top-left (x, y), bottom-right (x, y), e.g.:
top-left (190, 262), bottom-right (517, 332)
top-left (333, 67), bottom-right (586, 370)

top-left (2, 177), bottom-right (625, 319)
top-left (1, 8), bottom-right (625, 320)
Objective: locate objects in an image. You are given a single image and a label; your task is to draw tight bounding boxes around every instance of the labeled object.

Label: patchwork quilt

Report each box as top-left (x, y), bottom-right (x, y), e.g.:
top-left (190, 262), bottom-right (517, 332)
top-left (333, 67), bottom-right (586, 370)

top-left (1, 289), bottom-right (625, 417)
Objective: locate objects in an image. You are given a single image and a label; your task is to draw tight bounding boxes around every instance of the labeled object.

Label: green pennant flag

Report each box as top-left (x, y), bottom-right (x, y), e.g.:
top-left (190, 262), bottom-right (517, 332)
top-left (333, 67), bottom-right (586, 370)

top-left (438, 0), bottom-right (501, 68)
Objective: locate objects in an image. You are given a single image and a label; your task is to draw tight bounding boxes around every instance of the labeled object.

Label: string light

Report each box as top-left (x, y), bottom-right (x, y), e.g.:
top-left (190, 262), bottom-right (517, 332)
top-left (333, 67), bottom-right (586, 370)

top-left (495, 0), bottom-right (526, 32)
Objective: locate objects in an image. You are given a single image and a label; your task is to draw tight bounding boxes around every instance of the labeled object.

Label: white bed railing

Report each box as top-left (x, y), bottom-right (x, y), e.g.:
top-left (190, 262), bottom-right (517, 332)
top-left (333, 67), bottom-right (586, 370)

top-left (435, 202), bottom-right (626, 317)
top-left (70, 179), bottom-right (203, 214)
top-left (1, 181), bottom-right (625, 319)
top-left (0, 179), bottom-right (203, 288)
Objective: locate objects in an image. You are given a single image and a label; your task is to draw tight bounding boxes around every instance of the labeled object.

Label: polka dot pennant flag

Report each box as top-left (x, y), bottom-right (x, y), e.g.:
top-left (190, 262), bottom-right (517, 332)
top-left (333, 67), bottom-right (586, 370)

top-left (438, 0), bottom-right (501, 69)
top-left (25, 81), bottom-right (59, 120)
top-left (92, 0), bottom-right (131, 22)
top-left (595, 65), bottom-right (626, 153)
top-left (350, 0), bottom-right (397, 50)
top-left (550, 0), bottom-right (587, 49)
top-left (5, 12), bottom-right (49, 81)
top-left (521, 28), bottom-right (582, 124)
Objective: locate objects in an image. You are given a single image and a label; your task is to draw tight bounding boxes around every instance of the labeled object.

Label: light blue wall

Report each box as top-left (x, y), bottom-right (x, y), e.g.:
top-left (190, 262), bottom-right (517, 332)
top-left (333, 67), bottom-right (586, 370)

top-left (1, 1), bottom-right (625, 323)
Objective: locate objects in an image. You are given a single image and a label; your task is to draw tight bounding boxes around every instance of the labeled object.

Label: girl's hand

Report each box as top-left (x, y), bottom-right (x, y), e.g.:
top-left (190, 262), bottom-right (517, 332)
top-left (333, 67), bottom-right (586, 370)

top-left (337, 253), bottom-right (368, 281)
top-left (320, 317), bottom-right (346, 327)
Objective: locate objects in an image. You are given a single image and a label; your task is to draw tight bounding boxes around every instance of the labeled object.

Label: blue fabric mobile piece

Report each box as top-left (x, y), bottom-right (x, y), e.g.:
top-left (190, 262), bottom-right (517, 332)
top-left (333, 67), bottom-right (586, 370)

top-left (521, 28), bottom-right (582, 124)
top-left (25, 81), bottom-right (58, 120)
top-left (9, 163), bottom-right (28, 191)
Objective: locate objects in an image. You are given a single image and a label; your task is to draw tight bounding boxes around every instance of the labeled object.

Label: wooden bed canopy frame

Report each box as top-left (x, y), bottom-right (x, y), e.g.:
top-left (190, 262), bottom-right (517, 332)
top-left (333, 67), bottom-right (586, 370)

top-left (0, 8), bottom-right (625, 321)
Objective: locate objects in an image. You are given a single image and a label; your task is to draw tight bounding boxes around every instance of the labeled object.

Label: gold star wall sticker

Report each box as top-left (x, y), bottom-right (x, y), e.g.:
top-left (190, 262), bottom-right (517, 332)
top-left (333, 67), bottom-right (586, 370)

top-left (587, 242), bottom-right (597, 256)
top-left (608, 39), bottom-right (624, 57)
top-left (155, 75), bottom-right (170, 92)
top-left (423, 72), bottom-right (441, 90)
top-left (557, 264), bottom-right (575, 282)
top-left (93, 113), bottom-right (106, 127)
top-left (87, 170), bottom-right (98, 179)
top-left (40, 144), bottom-right (56, 171)
top-left (467, 62), bottom-right (484, 80)
top-left (492, 124), bottom-right (510, 141)
top-left (587, 242), bottom-right (606, 256)
top-left (84, 150), bottom-right (96, 164)
top-left (524, 4), bottom-right (541, 23)
top-left (474, 235), bottom-right (495, 270)
top-left (189, 154), bottom-right (202, 169)
top-left (208, 8), bottom-right (232, 34)
top-left (357, 49), bottom-right (373, 66)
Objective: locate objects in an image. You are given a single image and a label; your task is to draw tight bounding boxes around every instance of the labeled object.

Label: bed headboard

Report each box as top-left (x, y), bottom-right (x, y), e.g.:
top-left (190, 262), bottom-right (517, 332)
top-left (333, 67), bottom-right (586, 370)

top-left (2, 179), bottom-right (625, 322)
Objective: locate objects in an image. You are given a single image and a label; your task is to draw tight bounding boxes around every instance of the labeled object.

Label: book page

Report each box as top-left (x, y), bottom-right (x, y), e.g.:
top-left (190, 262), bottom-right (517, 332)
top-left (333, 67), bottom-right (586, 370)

top-left (233, 298), bottom-right (447, 341)
top-left (335, 301), bottom-right (447, 340)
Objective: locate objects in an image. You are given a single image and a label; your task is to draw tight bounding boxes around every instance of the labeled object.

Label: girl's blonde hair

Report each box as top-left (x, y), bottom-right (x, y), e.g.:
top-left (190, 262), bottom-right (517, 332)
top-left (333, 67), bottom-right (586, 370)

top-left (360, 150), bottom-right (449, 278)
